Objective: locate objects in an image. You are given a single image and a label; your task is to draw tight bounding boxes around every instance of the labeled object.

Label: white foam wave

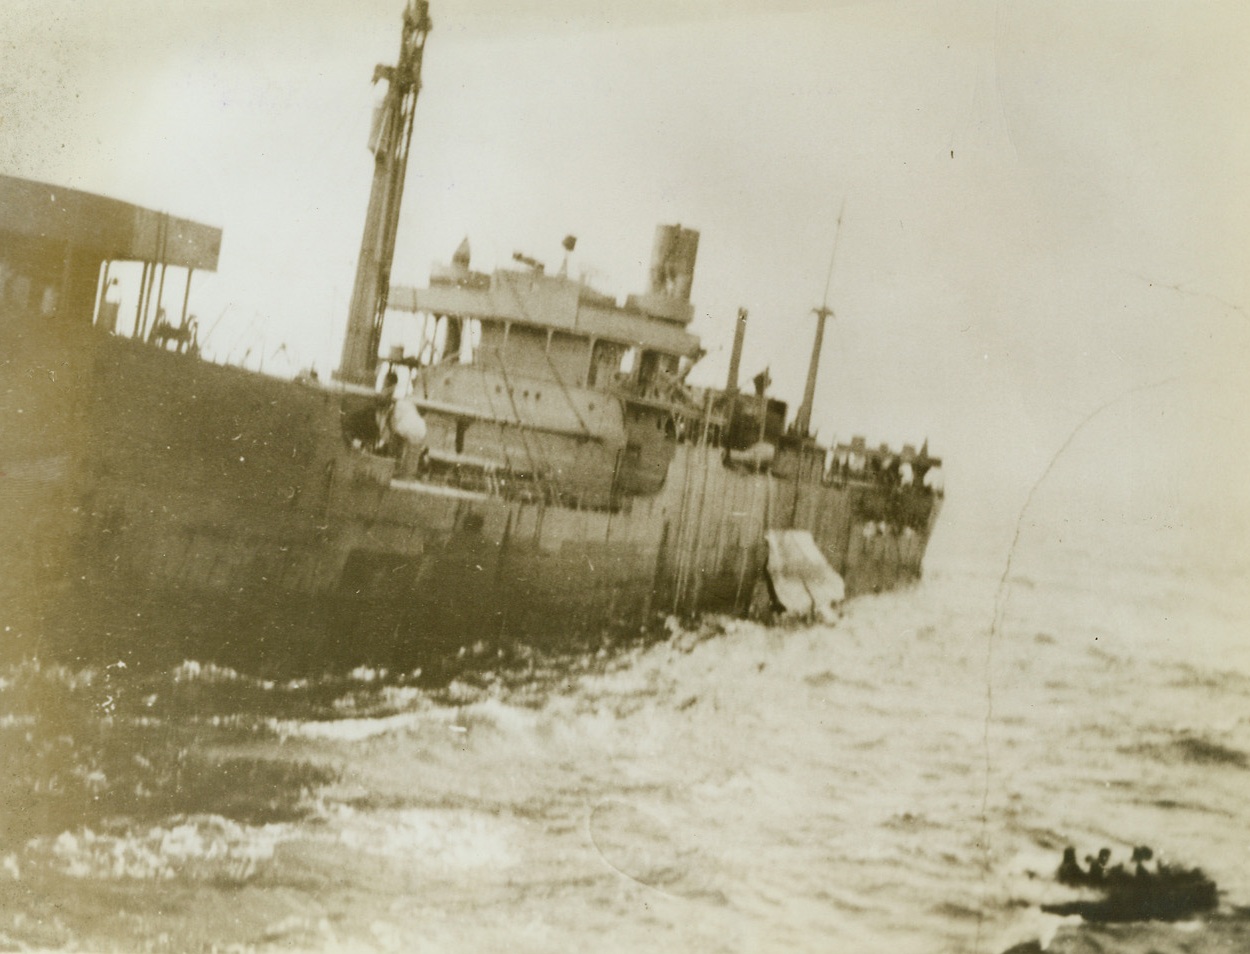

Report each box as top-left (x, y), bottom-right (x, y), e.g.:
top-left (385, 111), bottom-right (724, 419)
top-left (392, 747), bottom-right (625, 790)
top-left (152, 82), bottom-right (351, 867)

top-left (330, 805), bottom-right (517, 869)
top-left (270, 710), bottom-right (430, 742)
top-left (39, 815), bottom-right (286, 882)
top-left (171, 659), bottom-right (244, 683)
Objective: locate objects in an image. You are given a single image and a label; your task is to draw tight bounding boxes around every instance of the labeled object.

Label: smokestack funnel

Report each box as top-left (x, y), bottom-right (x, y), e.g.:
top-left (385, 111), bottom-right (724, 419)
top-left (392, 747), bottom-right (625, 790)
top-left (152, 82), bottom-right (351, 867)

top-left (648, 224), bottom-right (700, 301)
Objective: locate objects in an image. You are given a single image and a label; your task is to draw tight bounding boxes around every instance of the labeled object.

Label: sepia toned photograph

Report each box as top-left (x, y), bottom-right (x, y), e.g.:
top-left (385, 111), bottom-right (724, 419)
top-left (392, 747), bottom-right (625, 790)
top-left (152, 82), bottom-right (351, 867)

top-left (1, 1), bottom-right (1247, 951)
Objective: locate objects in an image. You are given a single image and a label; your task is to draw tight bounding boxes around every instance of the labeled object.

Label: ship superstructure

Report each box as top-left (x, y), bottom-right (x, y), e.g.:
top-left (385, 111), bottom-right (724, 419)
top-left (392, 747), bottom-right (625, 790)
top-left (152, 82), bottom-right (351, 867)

top-left (0, 1), bottom-right (941, 674)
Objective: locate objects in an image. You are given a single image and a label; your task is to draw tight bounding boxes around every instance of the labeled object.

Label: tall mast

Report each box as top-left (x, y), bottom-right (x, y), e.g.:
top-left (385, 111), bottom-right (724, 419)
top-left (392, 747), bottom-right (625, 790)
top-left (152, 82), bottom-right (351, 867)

top-left (338, 1), bottom-right (432, 386)
top-left (795, 200), bottom-right (845, 437)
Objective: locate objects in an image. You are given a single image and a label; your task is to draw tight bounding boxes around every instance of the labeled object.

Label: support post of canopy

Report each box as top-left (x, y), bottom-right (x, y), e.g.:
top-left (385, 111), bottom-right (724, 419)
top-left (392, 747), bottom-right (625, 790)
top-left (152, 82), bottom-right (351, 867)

top-left (151, 213), bottom-right (169, 340)
top-left (134, 261), bottom-right (150, 337)
top-left (153, 264), bottom-right (168, 338)
top-left (94, 259), bottom-right (111, 324)
top-left (181, 268), bottom-right (194, 328)
top-left (140, 259), bottom-right (157, 340)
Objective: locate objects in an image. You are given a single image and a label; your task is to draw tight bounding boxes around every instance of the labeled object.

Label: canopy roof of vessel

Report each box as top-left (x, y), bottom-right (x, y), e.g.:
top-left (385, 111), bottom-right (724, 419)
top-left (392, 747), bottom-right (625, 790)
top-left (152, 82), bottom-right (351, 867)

top-left (389, 269), bottom-right (702, 358)
top-left (0, 174), bottom-right (222, 271)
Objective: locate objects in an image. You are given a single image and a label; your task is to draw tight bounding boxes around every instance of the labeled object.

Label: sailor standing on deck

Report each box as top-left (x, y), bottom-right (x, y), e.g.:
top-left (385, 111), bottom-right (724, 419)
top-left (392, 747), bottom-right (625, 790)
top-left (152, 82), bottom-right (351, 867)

top-left (375, 370), bottom-right (400, 453)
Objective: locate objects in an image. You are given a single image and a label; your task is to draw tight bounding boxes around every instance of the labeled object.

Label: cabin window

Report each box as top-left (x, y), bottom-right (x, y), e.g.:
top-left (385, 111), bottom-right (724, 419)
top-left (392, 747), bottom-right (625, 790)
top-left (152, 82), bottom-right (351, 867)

top-left (637, 350), bottom-right (660, 389)
top-left (415, 315), bottom-right (455, 366)
top-left (637, 349), bottom-right (681, 399)
top-left (588, 339), bottom-right (626, 387)
top-left (406, 314), bottom-right (480, 367)
top-left (461, 318), bottom-right (481, 363)
top-left (443, 318), bottom-right (463, 361)
top-left (619, 346), bottom-right (638, 377)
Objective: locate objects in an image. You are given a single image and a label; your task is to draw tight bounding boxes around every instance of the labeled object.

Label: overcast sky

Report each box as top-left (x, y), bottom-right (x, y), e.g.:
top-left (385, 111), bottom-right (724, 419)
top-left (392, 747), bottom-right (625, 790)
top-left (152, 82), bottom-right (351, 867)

top-left (3, 0), bottom-right (1248, 561)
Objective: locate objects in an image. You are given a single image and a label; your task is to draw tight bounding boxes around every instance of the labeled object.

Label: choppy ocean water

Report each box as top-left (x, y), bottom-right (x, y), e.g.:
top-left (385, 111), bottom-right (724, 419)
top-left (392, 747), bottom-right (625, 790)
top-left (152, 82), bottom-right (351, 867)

top-left (2, 522), bottom-right (1248, 953)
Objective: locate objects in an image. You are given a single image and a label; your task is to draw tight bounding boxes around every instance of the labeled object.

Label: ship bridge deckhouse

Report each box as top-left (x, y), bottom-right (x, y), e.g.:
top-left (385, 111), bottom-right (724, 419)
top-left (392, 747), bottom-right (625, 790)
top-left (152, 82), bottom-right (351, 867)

top-left (387, 231), bottom-right (702, 392)
top-left (378, 226), bottom-right (709, 501)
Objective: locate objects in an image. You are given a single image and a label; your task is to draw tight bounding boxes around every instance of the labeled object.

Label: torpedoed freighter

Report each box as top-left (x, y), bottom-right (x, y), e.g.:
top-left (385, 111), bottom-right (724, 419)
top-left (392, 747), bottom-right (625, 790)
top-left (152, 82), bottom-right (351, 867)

top-left (0, 1), bottom-right (942, 674)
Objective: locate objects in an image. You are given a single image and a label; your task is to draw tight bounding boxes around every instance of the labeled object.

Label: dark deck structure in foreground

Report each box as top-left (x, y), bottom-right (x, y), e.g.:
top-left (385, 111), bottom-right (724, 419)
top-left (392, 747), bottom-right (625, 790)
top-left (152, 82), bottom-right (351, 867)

top-left (0, 175), bottom-right (220, 340)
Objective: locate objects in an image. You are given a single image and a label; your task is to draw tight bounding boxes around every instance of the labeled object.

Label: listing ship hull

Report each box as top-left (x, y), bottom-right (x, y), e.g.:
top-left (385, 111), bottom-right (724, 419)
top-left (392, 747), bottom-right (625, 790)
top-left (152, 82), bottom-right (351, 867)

top-left (1, 316), bottom-right (938, 675)
top-left (2, 4), bottom-right (942, 675)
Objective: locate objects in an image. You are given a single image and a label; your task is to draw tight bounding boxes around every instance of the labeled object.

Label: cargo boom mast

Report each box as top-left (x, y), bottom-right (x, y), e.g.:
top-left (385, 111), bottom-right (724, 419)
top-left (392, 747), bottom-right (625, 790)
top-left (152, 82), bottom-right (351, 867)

top-left (338, 1), bottom-right (432, 386)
